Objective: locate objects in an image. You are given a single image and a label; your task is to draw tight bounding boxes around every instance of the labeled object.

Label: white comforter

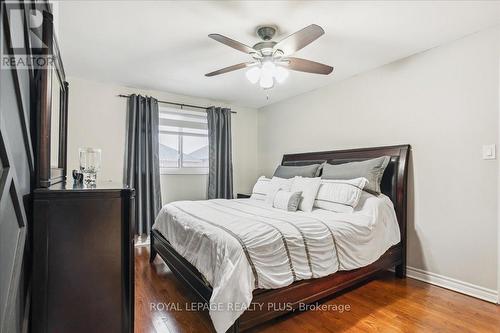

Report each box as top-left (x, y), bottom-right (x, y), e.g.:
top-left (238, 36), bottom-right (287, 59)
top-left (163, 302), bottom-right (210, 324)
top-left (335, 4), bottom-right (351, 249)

top-left (153, 192), bottom-right (400, 333)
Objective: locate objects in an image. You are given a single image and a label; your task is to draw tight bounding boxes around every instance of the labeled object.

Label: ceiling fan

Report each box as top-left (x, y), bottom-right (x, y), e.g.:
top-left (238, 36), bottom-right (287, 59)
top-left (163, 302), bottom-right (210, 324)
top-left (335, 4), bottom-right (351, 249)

top-left (205, 24), bottom-right (333, 89)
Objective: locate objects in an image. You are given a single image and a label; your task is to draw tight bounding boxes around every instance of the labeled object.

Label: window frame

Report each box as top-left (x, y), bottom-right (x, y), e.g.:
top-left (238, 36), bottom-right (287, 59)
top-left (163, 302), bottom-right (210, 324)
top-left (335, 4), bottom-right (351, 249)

top-left (159, 107), bottom-right (209, 175)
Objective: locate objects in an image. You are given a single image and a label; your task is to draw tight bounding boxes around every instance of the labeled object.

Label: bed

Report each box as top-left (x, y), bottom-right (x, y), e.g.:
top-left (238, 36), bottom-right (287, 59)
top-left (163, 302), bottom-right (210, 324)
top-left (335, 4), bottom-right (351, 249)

top-left (150, 145), bottom-right (410, 333)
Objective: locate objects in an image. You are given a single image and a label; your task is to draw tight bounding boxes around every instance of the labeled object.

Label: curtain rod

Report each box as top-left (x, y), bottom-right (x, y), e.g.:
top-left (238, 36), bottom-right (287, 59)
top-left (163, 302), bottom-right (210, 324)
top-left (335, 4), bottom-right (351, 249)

top-left (117, 94), bottom-right (237, 114)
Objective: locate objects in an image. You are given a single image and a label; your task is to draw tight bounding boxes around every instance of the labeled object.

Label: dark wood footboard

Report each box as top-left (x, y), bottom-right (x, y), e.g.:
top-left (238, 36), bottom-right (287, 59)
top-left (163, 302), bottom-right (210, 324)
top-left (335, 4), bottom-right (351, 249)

top-left (151, 230), bottom-right (402, 332)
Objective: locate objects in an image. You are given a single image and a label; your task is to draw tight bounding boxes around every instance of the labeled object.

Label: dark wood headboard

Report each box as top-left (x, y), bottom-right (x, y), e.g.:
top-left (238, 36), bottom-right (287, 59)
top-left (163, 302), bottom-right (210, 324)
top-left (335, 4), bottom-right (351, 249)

top-left (281, 144), bottom-right (410, 249)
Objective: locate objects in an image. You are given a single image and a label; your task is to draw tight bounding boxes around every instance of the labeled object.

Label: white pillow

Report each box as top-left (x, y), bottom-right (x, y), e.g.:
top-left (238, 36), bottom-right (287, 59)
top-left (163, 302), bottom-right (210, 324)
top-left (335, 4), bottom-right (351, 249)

top-left (290, 177), bottom-right (322, 212)
top-left (314, 178), bottom-right (368, 213)
top-left (271, 176), bottom-right (294, 191)
top-left (267, 190), bottom-right (302, 211)
top-left (265, 177), bottom-right (296, 205)
top-left (250, 176), bottom-right (295, 201)
top-left (250, 176), bottom-right (272, 200)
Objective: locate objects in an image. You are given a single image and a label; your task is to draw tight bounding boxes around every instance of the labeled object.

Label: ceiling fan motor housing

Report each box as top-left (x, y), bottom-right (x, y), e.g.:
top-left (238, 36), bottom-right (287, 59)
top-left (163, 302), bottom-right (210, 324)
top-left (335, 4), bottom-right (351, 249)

top-left (255, 26), bottom-right (280, 56)
top-left (256, 26), bottom-right (277, 41)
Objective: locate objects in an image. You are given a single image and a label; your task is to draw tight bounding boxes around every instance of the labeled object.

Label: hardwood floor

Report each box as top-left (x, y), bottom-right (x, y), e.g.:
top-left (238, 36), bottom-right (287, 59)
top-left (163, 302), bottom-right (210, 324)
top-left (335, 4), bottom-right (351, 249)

top-left (135, 246), bottom-right (500, 333)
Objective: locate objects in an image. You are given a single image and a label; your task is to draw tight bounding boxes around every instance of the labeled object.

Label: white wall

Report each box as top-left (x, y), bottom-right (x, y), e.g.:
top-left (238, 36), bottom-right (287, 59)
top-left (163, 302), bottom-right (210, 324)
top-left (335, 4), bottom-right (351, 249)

top-left (258, 27), bottom-right (500, 291)
top-left (67, 77), bottom-right (259, 203)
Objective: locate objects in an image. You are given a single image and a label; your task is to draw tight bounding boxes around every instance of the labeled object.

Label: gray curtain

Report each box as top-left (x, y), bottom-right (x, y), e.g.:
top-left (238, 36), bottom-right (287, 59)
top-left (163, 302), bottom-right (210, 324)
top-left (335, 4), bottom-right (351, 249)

top-left (207, 107), bottom-right (233, 199)
top-left (125, 94), bottom-right (162, 236)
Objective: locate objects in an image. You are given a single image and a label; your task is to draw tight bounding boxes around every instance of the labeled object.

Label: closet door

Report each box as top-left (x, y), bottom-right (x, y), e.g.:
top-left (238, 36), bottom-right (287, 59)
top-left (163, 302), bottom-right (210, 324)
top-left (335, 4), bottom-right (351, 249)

top-left (0, 1), bottom-right (34, 332)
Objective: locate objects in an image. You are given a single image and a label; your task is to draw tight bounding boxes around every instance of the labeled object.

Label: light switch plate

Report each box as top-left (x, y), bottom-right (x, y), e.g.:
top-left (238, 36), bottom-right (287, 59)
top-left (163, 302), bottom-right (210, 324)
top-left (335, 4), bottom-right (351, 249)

top-left (482, 144), bottom-right (496, 160)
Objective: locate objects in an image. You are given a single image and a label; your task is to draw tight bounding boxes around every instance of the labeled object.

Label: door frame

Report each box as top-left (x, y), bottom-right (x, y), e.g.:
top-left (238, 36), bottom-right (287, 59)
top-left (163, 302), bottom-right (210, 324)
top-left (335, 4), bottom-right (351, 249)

top-left (498, 56), bottom-right (500, 304)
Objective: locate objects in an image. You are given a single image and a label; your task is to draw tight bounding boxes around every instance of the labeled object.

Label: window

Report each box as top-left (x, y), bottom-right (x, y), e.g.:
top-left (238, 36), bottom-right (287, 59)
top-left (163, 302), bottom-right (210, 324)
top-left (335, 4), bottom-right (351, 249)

top-left (159, 106), bottom-right (209, 174)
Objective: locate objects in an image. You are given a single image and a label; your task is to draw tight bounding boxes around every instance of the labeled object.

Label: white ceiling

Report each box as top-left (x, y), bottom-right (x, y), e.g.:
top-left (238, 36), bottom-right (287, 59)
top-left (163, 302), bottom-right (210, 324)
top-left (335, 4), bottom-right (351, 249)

top-left (58, 1), bottom-right (500, 108)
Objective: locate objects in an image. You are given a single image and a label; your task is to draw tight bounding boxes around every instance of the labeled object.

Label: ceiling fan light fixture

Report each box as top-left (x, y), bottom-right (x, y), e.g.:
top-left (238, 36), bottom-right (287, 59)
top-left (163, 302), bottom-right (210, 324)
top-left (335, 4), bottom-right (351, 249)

top-left (259, 72), bottom-right (274, 89)
top-left (261, 61), bottom-right (276, 76)
top-left (245, 66), bottom-right (261, 84)
top-left (245, 61), bottom-right (288, 88)
top-left (274, 66), bottom-right (289, 83)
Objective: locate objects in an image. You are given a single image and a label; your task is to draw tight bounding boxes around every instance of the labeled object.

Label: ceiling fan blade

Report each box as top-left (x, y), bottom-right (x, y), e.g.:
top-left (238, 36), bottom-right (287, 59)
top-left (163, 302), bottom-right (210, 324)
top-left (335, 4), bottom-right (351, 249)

top-left (208, 33), bottom-right (256, 54)
top-left (205, 62), bottom-right (253, 77)
top-left (274, 24), bottom-right (325, 55)
top-left (285, 57), bottom-right (333, 75)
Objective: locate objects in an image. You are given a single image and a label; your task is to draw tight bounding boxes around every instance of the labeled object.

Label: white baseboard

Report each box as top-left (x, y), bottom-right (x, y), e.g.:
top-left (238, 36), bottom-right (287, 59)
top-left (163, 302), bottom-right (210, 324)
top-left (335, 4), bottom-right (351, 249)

top-left (406, 266), bottom-right (498, 304)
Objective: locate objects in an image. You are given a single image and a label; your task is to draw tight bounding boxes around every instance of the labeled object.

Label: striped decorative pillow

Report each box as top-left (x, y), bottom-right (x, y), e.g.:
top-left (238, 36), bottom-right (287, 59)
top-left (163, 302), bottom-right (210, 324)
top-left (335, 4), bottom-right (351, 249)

top-left (314, 178), bottom-right (368, 213)
top-left (250, 176), bottom-right (272, 200)
top-left (251, 176), bottom-right (295, 201)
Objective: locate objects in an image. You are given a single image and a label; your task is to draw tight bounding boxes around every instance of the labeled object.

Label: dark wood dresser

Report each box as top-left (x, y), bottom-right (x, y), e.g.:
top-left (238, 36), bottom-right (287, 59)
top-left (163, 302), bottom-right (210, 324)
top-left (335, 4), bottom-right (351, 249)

top-left (32, 183), bottom-right (135, 333)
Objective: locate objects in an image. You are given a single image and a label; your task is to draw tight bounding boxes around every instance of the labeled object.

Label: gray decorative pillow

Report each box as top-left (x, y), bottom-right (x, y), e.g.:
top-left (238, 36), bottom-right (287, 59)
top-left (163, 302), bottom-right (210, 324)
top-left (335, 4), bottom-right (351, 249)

top-left (270, 190), bottom-right (303, 212)
top-left (273, 164), bottom-right (321, 179)
top-left (321, 156), bottom-right (390, 194)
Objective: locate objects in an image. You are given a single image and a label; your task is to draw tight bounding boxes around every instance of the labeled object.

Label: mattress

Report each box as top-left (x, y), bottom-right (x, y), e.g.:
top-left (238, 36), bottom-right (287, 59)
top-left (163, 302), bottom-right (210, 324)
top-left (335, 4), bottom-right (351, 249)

top-left (152, 192), bottom-right (400, 333)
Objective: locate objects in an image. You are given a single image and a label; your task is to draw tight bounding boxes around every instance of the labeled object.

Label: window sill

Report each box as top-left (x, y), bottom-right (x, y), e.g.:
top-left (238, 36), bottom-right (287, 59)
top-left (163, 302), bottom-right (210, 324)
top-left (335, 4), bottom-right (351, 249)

top-left (160, 168), bottom-right (208, 175)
